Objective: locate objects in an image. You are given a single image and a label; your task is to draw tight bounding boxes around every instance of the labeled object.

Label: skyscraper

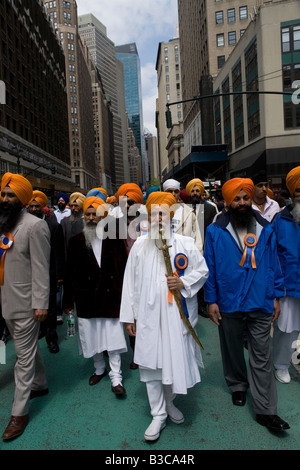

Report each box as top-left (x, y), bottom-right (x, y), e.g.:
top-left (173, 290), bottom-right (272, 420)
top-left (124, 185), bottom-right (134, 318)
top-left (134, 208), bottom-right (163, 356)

top-left (78, 13), bottom-right (129, 190)
top-left (115, 43), bottom-right (148, 186)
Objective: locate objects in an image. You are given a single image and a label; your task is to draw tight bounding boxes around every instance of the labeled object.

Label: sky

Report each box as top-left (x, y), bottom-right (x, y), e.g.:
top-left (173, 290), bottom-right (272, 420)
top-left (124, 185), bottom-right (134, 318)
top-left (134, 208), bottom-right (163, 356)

top-left (76, 0), bottom-right (179, 136)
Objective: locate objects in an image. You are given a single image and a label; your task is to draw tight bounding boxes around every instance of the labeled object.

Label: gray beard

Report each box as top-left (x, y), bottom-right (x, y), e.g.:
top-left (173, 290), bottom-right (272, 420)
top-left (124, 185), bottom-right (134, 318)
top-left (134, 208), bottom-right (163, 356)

top-left (291, 197), bottom-right (300, 224)
top-left (83, 222), bottom-right (97, 248)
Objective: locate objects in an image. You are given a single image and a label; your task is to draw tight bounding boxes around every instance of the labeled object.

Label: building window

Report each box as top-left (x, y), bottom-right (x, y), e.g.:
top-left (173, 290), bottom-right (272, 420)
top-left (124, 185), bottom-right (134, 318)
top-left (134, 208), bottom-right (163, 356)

top-left (216, 11), bottom-right (223, 24)
top-left (245, 39), bottom-right (260, 141)
top-left (217, 33), bottom-right (225, 47)
top-left (240, 29), bottom-right (245, 37)
top-left (228, 31), bottom-right (236, 45)
top-left (217, 55), bottom-right (225, 69)
top-left (227, 8), bottom-right (235, 23)
top-left (239, 6), bottom-right (248, 20)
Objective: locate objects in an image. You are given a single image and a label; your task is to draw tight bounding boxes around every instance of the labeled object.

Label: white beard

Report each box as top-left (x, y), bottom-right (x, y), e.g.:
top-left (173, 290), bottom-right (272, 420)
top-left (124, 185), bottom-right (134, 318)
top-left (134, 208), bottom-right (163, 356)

top-left (291, 197), bottom-right (300, 224)
top-left (83, 222), bottom-right (97, 248)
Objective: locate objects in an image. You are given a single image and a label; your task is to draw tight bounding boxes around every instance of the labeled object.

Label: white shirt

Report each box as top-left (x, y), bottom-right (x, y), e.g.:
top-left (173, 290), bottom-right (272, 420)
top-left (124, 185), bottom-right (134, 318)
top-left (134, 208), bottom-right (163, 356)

top-left (252, 196), bottom-right (280, 222)
top-left (54, 208), bottom-right (71, 223)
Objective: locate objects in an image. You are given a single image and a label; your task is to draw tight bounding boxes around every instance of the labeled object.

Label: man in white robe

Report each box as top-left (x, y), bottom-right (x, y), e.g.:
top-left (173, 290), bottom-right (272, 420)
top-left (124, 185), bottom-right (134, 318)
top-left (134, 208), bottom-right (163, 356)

top-left (120, 191), bottom-right (209, 441)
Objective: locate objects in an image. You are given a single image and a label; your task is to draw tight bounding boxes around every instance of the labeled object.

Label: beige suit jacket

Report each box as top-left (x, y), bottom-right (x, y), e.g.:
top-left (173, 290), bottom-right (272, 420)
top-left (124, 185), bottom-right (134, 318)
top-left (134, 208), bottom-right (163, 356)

top-left (175, 204), bottom-right (204, 254)
top-left (1, 209), bottom-right (50, 320)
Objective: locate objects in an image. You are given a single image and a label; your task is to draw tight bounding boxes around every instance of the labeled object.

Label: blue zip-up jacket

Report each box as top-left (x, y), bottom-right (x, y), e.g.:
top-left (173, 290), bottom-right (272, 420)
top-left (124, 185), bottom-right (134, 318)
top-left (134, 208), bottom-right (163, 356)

top-left (273, 205), bottom-right (300, 299)
top-left (204, 210), bottom-right (285, 314)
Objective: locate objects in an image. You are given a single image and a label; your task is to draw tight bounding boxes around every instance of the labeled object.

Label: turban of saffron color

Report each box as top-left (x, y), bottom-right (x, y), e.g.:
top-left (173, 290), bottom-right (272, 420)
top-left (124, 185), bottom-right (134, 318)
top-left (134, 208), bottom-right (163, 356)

top-left (222, 178), bottom-right (254, 207)
top-left (83, 196), bottom-right (108, 218)
top-left (1, 172), bottom-right (33, 206)
top-left (106, 196), bottom-right (117, 205)
top-left (69, 192), bottom-right (85, 209)
top-left (185, 178), bottom-right (205, 196)
top-left (286, 166), bottom-right (300, 196)
top-left (146, 191), bottom-right (177, 218)
top-left (30, 190), bottom-right (48, 208)
top-left (116, 183), bottom-right (143, 204)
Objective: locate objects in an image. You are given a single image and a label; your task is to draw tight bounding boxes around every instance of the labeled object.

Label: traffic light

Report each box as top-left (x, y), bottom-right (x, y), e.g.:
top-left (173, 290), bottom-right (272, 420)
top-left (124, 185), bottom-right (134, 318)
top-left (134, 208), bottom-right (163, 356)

top-left (51, 165), bottom-right (56, 174)
top-left (166, 108), bottom-right (172, 128)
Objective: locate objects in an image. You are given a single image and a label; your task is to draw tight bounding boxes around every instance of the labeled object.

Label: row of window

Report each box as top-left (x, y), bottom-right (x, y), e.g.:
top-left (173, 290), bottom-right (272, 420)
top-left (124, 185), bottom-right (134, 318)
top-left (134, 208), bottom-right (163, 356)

top-left (45, 1), bottom-right (71, 9)
top-left (164, 45), bottom-right (179, 53)
top-left (217, 30), bottom-right (245, 48)
top-left (216, 6), bottom-right (248, 24)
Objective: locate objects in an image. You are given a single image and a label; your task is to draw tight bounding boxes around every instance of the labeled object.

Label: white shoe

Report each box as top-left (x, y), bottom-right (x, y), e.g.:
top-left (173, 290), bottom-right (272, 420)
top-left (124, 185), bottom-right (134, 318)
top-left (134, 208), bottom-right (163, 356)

top-left (166, 403), bottom-right (185, 424)
top-left (144, 419), bottom-right (166, 441)
top-left (275, 369), bottom-right (291, 384)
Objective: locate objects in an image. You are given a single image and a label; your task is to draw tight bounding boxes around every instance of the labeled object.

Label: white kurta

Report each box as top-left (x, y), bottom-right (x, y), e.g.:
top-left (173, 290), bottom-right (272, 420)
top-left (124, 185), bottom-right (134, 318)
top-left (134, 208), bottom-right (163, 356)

top-left (120, 233), bottom-right (209, 394)
top-left (77, 237), bottom-right (127, 358)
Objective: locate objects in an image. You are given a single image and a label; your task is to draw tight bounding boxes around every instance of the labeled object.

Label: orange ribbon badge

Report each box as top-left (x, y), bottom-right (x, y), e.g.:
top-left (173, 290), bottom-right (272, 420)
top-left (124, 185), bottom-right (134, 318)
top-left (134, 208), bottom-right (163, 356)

top-left (239, 233), bottom-right (257, 269)
top-left (0, 233), bottom-right (14, 285)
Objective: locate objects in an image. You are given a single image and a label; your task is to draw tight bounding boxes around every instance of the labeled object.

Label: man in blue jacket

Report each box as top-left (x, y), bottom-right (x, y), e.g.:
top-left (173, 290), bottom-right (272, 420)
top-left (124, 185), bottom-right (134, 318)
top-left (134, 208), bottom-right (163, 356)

top-left (204, 177), bottom-right (290, 432)
top-left (273, 166), bottom-right (300, 384)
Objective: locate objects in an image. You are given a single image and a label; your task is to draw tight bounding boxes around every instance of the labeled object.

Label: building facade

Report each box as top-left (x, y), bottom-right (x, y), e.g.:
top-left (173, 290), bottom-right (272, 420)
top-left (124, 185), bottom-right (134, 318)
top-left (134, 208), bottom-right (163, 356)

top-left (44, 0), bottom-right (97, 192)
top-left (155, 36), bottom-right (182, 176)
top-left (115, 42), bottom-right (147, 186)
top-left (213, 0), bottom-right (300, 189)
top-left (78, 13), bottom-right (129, 191)
top-left (0, 0), bottom-right (72, 200)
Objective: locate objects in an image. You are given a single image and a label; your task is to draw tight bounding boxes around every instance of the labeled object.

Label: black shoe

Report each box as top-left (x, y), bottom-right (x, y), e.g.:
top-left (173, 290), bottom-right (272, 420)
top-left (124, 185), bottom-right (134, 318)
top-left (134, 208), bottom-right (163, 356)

top-left (232, 391), bottom-right (246, 406)
top-left (48, 341), bottom-right (59, 353)
top-left (30, 388), bottom-right (49, 400)
top-left (256, 414), bottom-right (290, 432)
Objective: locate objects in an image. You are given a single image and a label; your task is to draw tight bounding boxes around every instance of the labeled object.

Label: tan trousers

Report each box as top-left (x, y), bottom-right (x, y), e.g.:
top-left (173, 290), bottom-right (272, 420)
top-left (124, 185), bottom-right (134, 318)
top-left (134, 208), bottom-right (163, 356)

top-left (5, 316), bottom-right (48, 416)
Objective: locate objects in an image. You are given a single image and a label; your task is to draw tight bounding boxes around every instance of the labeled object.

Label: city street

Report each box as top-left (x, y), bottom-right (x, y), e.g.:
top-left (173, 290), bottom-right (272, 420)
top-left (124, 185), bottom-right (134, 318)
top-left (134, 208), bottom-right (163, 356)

top-left (0, 315), bottom-right (299, 452)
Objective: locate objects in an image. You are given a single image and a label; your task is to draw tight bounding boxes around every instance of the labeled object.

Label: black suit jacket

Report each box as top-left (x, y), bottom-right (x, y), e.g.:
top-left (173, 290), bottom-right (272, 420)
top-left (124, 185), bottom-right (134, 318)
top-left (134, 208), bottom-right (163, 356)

top-left (62, 231), bottom-right (128, 319)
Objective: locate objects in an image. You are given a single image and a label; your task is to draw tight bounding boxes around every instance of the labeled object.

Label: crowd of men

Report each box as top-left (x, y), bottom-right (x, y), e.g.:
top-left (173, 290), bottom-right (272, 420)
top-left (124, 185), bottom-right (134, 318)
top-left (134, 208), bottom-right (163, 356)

top-left (0, 165), bottom-right (299, 443)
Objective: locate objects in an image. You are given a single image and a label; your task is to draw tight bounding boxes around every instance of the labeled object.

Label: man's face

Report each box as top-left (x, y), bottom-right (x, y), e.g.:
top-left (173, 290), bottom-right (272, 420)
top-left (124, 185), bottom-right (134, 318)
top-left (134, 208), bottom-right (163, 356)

top-left (165, 188), bottom-right (180, 202)
top-left (190, 186), bottom-right (202, 204)
top-left (84, 207), bottom-right (103, 226)
top-left (0, 186), bottom-right (19, 208)
top-left (149, 206), bottom-right (171, 228)
top-left (70, 202), bottom-right (81, 217)
top-left (120, 196), bottom-right (139, 218)
top-left (57, 197), bottom-right (66, 210)
top-left (254, 182), bottom-right (268, 200)
top-left (230, 190), bottom-right (252, 211)
top-left (294, 185), bottom-right (300, 199)
top-left (28, 200), bottom-right (43, 218)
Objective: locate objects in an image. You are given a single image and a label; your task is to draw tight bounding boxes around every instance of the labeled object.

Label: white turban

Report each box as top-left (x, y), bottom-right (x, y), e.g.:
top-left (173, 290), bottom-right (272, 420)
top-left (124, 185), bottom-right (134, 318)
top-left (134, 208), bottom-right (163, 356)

top-left (163, 179), bottom-right (180, 191)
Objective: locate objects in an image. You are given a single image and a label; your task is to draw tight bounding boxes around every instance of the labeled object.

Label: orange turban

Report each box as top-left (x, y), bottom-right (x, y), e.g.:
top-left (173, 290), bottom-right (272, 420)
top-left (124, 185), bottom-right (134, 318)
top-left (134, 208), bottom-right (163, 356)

top-left (106, 196), bottom-right (116, 205)
top-left (1, 172), bottom-right (33, 206)
top-left (186, 178), bottom-right (205, 196)
top-left (30, 190), bottom-right (48, 208)
top-left (69, 192), bottom-right (85, 209)
top-left (87, 187), bottom-right (107, 199)
top-left (116, 183), bottom-right (143, 204)
top-left (222, 178), bottom-right (254, 207)
top-left (83, 196), bottom-right (108, 218)
top-left (145, 191), bottom-right (176, 217)
top-left (286, 166), bottom-right (300, 196)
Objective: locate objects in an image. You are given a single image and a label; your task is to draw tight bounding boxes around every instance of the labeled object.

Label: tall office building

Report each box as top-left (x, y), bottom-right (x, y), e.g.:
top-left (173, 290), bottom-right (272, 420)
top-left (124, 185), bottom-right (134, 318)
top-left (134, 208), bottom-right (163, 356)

top-left (155, 35), bottom-right (182, 176)
top-left (115, 43), bottom-right (148, 185)
top-left (178, 0), bottom-right (262, 155)
top-left (78, 13), bottom-right (129, 190)
top-left (0, 0), bottom-right (71, 199)
top-left (43, 0), bottom-right (96, 191)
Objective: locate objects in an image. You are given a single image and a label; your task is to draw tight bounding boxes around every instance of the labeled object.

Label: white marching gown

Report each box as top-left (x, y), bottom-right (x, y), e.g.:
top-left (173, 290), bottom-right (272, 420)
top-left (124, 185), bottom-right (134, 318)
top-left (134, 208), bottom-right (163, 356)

top-left (120, 233), bottom-right (209, 395)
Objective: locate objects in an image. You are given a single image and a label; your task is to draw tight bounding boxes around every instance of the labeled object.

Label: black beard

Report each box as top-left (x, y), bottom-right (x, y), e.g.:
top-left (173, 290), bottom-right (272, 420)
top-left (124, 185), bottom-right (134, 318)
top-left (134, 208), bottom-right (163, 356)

top-left (0, 201), bottom-right (23, 233)
top-left (58, 202), bottom-right (66, 211)
top-left (29, 210), bottom-right (44, 219)
top-left (190, 195), bottom-right (202, 205)
top-left (229, 205), bottom-right (253, 229)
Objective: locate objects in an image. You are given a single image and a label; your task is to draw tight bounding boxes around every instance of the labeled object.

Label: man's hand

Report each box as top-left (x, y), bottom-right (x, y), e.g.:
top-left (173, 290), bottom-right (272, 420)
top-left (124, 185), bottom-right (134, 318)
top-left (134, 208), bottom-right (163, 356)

top-left (208, 303), bottom-right (222, 326)
top-left (125, 322), bottom-right (136, 337)
top-left (272, 299), bottom-right (281, 322)
top-left (165, 274), bottom-right (184, 291)
top-left (34, 309), bottom-right (48, 322)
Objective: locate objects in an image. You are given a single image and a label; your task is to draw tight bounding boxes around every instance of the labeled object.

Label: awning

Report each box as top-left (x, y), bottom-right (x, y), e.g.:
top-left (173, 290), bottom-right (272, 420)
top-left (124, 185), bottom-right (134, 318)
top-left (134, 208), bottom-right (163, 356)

top-left (230, 151), bottom-right (266, 178)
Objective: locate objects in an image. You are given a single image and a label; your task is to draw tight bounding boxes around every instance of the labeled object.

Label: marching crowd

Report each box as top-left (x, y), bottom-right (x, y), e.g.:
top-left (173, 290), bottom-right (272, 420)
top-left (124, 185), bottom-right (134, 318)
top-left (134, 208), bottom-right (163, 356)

top-left (0, 165), bottom-right (299, 443)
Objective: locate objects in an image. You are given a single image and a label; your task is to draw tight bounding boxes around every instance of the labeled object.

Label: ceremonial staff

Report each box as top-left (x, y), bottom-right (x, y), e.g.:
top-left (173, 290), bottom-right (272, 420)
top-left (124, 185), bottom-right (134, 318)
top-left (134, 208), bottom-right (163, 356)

top-left (158, 227), bottom-right (204, 350)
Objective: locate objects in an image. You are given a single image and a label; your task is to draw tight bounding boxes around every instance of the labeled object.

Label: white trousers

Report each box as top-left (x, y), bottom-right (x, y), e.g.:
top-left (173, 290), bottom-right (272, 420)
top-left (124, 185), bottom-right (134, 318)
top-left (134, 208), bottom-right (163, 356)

top-left (273, 323), bottom-right (299, 370)
top-left (93, 351), bottom-right (123, 387)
